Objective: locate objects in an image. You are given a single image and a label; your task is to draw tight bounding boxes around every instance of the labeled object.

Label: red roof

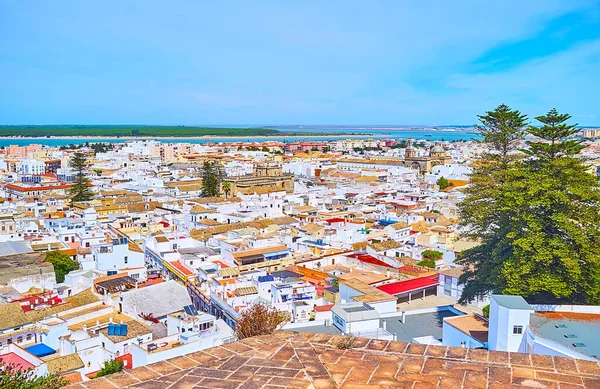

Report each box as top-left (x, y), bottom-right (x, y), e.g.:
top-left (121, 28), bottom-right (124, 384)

top-left (170, 261), bottom-right (193, 276)
top-left (325, 218), bottom-right (346, 225)
top-left (377, 275), bottom-right (438, 295)
top-left (0, 353), bottom-right (35, 371)
top-left (314, 304), bottom-right (334, 312)
top-left (4, 183), bottom-right (72, 192)
top-left (347, 254), bottom-right (397, 269)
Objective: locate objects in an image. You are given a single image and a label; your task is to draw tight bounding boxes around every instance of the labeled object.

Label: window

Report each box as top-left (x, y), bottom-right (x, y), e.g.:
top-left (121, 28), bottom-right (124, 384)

top-left (513, 325), bottom-right (523, 335)
top-left (26, 334), bottom-right (32, 341)
top-left (7, 338), bottom-right (12, 344)
top-left (124, 256), bottom-right (128, 264)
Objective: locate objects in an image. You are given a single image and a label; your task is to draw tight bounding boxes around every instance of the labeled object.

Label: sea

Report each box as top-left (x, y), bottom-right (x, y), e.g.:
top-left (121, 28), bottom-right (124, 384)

top-left (0, 126), bottom-right (482, 148)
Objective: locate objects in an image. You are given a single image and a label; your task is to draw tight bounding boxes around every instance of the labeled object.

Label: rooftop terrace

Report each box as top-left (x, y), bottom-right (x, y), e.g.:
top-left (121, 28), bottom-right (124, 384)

top-left (67, 331), bottom-right (600, 389)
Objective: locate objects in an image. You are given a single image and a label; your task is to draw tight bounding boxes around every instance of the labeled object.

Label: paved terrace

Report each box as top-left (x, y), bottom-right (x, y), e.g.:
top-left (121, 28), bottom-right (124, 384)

top-left (67, 331), bottom-right (600, 389)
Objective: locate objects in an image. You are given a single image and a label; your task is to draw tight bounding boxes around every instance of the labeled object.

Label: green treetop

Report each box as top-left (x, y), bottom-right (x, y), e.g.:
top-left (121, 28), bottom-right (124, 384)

top-left (457, 106), bottom-right (600, 305)
top-left (45, 250), bottom-right (79, 283)
top-left (68, 151), bottom-right (94, 205)
top-left (201, 161), bottom-right (220, 197)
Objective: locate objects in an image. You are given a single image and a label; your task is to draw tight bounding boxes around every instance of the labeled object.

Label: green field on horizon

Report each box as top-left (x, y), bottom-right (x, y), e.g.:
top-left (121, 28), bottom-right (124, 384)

top-left (0, 125), bottom-right (279, 137)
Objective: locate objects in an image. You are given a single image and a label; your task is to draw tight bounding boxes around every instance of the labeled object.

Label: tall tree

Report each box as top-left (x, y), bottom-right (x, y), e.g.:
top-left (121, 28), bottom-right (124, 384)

top-left (501, 109), bottom-right (600, 304)
top-left (458, 106), bottom-right (600, 305)
top-left (201, 161), bottom-right (220, 197)
top-left (68, 151), bottom-right (93, 204)
top-left (457, 104), bottom-right (529, 304)
top-left (221, 180), bottom-right (231, 199)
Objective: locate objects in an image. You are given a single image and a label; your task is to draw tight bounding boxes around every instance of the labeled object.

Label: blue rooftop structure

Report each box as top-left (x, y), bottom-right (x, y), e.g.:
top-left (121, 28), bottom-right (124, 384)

top-left (25, 343), bottom-right (56, 357)
top-left (258, 275), bottom-right (274, 282)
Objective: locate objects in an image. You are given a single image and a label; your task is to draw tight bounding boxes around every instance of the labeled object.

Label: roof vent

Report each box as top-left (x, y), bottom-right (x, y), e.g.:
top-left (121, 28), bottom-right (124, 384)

top-left (572, 343), bottom-right (586, 348)
top-left (564, 334), bottom-right (577, 338)
top-left (555, 324), bottom-right (567, 328)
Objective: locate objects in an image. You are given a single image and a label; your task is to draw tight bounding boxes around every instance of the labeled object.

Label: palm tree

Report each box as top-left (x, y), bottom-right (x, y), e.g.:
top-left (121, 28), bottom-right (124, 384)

top-left (221, 181), bottom-right (231, 199)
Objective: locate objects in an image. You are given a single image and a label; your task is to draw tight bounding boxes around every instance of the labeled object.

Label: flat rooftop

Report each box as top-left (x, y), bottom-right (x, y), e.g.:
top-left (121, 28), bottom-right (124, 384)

top-left (383, 310), bottom-right (461, 343)
top-left (0, 252), bottom-right (54, 285)
top-left (530, 311), bottom-right (600, 360)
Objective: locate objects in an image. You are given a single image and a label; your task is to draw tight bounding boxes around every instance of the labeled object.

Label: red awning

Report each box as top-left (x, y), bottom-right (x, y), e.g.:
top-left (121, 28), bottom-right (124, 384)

top-left (377, 275), bottom-right (438, 295)
top-left (347, 253), bottom-right (397, 269)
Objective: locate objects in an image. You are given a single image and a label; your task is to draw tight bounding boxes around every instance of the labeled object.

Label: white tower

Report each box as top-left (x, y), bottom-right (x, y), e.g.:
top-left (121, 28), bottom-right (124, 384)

top-left (488, 295), bottom-right (534, 352)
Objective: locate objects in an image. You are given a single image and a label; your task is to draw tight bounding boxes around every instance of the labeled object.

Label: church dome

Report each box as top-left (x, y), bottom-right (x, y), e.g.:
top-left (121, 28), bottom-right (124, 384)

top-left (430, 142), bottom-right (445, 156)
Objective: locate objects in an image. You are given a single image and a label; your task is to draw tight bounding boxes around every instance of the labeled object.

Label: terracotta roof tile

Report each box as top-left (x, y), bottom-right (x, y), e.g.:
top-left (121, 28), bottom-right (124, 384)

top-left (67, 331), bottom-right (600, 389)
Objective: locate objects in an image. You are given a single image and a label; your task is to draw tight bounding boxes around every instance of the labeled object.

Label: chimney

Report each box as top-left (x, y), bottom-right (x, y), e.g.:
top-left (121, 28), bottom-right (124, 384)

top-left (382, 320), bottom-right (387, 331)
top-left (82, 324), bottom-right (87, 331)
top-left (401, 311), bottom-right (406, 324)
top-left (109, 317), bottom-right (113, 323)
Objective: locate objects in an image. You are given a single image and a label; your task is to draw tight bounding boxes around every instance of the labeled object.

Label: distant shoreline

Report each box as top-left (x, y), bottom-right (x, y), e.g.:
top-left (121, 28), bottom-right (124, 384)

top-left (0, 134), bottom-right (382, 140)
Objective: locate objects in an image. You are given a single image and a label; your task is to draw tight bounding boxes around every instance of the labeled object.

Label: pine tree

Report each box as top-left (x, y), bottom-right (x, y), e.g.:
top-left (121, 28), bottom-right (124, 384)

top-left (458, 106), bottom-right (600, 305)
top-left (457, 104), bottom-right (529, 303)
top-left (501, 109), bottom-right (600, 304)
top-left (68, 151), bottom-right (93, 205)
top-left (201, 161), bottom-right (220, 197)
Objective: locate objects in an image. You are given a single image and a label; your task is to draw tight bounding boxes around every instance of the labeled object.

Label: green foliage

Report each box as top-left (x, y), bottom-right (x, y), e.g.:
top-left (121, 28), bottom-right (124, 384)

top-left (89, 142), bottom-right (114, 154)
top-left (474, 104), bottom-right (529, 162)
top-left (436, 176), bottom-right (453, 190)
top-left (68, 152), bottom-right (94, 205)
top-left (201, 161), bottom-right (220, 197)
top-left (482, 304), bottom-right (490, 318)
top-left (95, 359), bottom-right (124, 378)
top-left (457, 105), bottom-right (600, 305)
top-left (0, 125), bottom-right (279, 137)
top-left (221, 181), bottom-right (231, 199)
top-left (0, 363), bottom-right (68, 389)
top-left (421, 250), bottom-right (443, 261)
top-left (417, 259), bottom-right (436, 269)
top-left (45, 250), bottom-right (79, 283)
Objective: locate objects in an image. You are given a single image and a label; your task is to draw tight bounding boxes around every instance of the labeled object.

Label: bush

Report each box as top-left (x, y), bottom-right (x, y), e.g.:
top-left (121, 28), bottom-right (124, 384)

top-left (235, 303), bottom-right (288, 340)
top-left (335, 335), bottom-right (356, 349)
top-left (436, 176), bottom-right (454, 190)
top-left (421, 250), bottom-right (443, 261)
top-left (417, 259), bottom-right (436, 269)
top-left (0, 363), bottom-right (68, 389)
top-left (482, 304), bottom-right (490, 318)
top-left (95, 359), bottom-right (124, 378)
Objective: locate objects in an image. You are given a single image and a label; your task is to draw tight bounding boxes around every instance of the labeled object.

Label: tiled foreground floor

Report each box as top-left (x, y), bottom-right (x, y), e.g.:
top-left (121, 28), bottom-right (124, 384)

top-left (67, 331), bottom-right (600, 388)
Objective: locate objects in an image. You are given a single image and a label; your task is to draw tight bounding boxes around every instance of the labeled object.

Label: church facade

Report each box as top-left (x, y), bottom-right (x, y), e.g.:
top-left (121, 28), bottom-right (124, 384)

top-left (404, 140), bottom-right (452, 173)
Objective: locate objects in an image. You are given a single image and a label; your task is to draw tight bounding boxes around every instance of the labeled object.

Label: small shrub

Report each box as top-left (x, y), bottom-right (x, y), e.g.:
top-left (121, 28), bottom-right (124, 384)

top-left (335, 335), bottom-right (355, 349)
top-left (235, 303), bottom-right (288, 340)
top-left (482, 304), bottom-right (490, 318)
top-left (95, 359), bottom-right (124, 378)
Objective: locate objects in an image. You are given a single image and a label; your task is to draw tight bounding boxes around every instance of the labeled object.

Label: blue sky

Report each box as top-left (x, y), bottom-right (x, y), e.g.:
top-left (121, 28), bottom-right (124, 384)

top-left (1, 1), bottom-right (599, 125)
